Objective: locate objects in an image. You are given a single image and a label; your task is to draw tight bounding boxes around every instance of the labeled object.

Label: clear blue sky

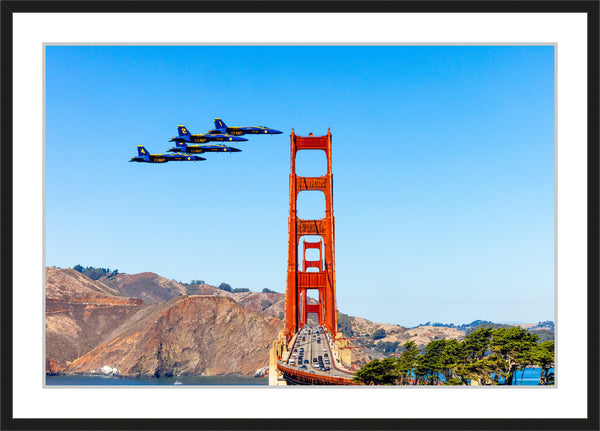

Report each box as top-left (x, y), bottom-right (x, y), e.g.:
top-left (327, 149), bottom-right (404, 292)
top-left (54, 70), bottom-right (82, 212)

top-left (45, 45), bottom-right (555, 327)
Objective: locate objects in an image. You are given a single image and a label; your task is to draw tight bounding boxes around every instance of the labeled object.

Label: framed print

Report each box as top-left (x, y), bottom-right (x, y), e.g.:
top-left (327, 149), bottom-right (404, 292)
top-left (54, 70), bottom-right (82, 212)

top-left (1, 1), bottom-right (598, 430)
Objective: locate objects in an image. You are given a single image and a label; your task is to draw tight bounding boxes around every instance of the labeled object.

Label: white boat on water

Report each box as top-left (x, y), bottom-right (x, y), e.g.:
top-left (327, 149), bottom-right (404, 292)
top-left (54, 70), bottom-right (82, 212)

top-left (174, 380), bottom-right (183, 385)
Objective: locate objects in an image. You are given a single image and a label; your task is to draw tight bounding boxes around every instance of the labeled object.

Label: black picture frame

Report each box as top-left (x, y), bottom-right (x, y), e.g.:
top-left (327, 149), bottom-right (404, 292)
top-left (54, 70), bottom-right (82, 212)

top-left (1, 1), bottom-right (598, 430)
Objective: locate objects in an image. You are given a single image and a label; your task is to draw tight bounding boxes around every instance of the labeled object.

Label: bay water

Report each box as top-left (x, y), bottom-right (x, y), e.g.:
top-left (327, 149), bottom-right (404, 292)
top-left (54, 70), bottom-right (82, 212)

top-left (46, 367), bottom-right (552, 386)
top-left (46, 375), bottom-right (269, 386)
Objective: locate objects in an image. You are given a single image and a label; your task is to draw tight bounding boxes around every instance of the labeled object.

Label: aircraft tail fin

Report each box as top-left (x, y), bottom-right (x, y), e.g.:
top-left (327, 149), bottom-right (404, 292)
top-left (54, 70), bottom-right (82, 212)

top-left (214, 118), bottom-right (227, 131)
top-left (137, 145), bottom-right (150, 158)
top-left (177, 125), bottom-right (191, 141)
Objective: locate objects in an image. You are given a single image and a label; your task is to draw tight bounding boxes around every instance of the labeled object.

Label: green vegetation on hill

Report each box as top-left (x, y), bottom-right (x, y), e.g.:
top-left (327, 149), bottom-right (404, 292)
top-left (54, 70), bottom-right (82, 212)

top-left (371, 328), bottom-right (386, 340)
top-left (536, 320), bottom-right (555, 330)
top-left (375, 341), bottom-right (400, 354)
top-left (456, 320), bottom-right (494, 331)
top-left (213, 283), bottom-right (249, 293)
top-left (413, 319), bottom-right (496, 331)
top-left (464, 322), bottom-right (512, 335)
top-left (354, 327), bottom-right (554, 386)
top-left (336, 312), bottom-right (355, 336)
top-left (72, 265), bottom-right (118, 281)
top-left (528, 328), bottom-right (554, 342)
top-left (411, 319), bottom-right (554, 341)
top-left (184, 285), bottom-right (203, 295)
top-left (217, 282), bottom-right (232, 292)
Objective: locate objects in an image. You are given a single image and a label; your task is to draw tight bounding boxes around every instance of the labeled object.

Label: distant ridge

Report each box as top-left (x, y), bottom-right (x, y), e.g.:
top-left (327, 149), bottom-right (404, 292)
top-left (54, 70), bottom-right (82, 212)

top-left (99, 271), bottom-right (189, 304)
top-left (410, 319), bottom-right (554, 334)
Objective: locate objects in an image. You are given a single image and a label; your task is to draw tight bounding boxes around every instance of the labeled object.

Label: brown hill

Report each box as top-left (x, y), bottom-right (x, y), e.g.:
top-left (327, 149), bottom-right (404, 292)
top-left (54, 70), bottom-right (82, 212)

top-left (345, 315), bottom-right (465, 346)
top-left (66, 295), bottom-right (283, 377)
top-left (233, 291), bottom-right (286, 319)
top-left (46, 267), bottom-right (122, 301)
top-left (46, 267), bottom-right (147, 371)
top-left (46, 268), bottom-right (284, 376)
top-left (392, 325), bottom-right (465, 345)
top-left (99, 272), bottom-right (189, 304)
top-left (190, 286), bottom-right (286, 320)
top-left (99, 271), bottom-right (288, 318)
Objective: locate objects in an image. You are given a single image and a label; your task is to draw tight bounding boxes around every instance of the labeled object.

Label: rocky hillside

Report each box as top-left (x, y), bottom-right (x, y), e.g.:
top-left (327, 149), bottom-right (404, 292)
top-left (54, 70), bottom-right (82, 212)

top-left (100, 272), bottom-right (287, 319)
top-left (46, 267), bottom-right (148, 372)
top-left (191, 286), bottom-right (286, 320)
top-left (46, 267), bottom-right (284, 376)
top-left (47, 267), bottom-right (122, 301)
top-left (99, 272), bottom-right (189, 304)
top-left (66, 295), bottom-right (282, 377)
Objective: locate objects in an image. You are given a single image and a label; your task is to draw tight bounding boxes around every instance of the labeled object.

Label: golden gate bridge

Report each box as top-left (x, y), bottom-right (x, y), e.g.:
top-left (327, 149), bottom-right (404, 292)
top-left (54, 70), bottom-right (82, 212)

top-left (269, 129), bottom-right (360, 385)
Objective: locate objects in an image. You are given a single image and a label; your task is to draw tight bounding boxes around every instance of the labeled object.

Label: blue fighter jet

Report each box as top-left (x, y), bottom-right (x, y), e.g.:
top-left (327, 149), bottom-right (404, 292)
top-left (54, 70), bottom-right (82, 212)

top-left (169, 125), bottom-right (248, 144)
top-left (129, 145), bottom-right (206, 163)
top-left (167, 141), bottom-right (241, 154)
top-left (211, 118), bottom-right (282, 136)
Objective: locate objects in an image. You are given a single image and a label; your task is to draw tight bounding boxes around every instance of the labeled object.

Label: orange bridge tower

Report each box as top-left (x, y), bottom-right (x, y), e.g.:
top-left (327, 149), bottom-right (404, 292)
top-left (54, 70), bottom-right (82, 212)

top-left (285, 129), bottom-right (337, 339)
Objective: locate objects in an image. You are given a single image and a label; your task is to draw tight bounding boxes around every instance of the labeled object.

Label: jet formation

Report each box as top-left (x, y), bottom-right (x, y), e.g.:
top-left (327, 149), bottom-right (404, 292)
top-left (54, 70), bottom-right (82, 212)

top-left (129, 118), bottom-right (282, 164)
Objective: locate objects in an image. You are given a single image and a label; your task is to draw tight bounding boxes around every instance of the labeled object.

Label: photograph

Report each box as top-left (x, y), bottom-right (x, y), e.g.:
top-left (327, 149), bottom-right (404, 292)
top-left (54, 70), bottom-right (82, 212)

top-left (44, 44), bottom-right (556, 388)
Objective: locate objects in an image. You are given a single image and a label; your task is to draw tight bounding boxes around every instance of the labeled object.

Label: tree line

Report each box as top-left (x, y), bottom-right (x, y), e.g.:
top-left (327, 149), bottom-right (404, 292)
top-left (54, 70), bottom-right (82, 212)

top-left (354, 327), bottom-right (554, 386)
top-left (73, 265), bottom-right (118, 281)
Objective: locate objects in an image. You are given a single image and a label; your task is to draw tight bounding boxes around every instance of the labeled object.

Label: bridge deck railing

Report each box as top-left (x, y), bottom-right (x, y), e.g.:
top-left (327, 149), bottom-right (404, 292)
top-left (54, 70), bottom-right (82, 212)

top-left (277, 361), bottom-right (362, 385)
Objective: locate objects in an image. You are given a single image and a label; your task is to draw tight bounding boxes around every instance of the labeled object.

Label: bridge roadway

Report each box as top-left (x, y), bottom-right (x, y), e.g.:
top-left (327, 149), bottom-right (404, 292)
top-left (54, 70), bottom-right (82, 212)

top-left (278, 325), bottom-right (358, 385)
